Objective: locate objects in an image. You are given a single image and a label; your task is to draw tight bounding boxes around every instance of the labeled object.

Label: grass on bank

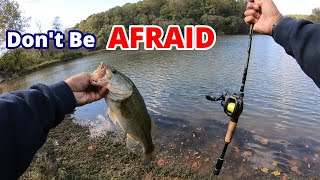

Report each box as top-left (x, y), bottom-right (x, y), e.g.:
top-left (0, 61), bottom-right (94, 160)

top-left (20, 116), bottom-right (204, 180)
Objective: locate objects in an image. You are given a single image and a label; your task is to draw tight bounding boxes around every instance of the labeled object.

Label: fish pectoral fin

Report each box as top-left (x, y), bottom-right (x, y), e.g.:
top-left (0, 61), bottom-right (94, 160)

top-left (126, 134), bottom-right (139, 149)
top-left (107, 108), bottom-right (118, 125)
top-left (150, 117), bottom-right (158, 138)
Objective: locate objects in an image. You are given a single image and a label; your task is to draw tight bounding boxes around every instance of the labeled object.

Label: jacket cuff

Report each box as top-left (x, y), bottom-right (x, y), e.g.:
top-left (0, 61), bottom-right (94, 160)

top-left (48, 81), bottom-right (76, 114)
top-left (272, 17), bottom-right (297, 51)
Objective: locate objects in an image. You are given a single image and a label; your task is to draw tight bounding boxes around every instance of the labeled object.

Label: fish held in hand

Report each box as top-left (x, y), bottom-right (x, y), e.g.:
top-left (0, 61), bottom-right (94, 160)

top-left (91, 62), bottom-right (157, 166)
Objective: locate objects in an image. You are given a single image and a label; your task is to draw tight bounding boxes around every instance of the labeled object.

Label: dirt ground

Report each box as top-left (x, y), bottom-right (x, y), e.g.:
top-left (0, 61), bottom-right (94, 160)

top-left (21, 114), bottom-right (320, 180)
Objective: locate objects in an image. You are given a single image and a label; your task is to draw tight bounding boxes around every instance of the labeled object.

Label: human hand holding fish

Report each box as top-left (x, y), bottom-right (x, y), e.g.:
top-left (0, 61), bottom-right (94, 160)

top-left (65, 72), bottom-right (109, 106)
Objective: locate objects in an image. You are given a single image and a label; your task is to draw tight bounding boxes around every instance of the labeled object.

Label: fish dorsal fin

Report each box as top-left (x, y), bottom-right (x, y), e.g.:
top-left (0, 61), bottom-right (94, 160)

top-left (150, 117), bottom-right (158, 138)
top-left (126, 134), bottom-right (139, 149)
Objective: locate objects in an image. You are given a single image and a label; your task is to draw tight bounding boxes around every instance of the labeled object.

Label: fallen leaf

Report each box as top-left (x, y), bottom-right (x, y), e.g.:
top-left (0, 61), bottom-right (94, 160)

top-left (204, 158), bottom-right (210, 162)
top-left (88, 145), bottom-right (94, 151)
top-left (157, 159), bottom-right (165, 167)
top-left (261, 167), bottom-right (269, 173)
top-left (282, 174), bottom-right (288, 180)
top-left (315, 153), bottom-right (319, 159)
top-left (251, 130), bottom-right (256, 134)
top-left (243, 151), bottom-right (253, 157)
top-left (193, 152), bottom-right (200, 156)
top-left (303, 157), bottom-right (309, 163)
top-left (234, 146), bottom-right (240, 154)
top-left (169, 143), bottom-right (177, 149)
top-left (191, 162), bottom-right (200, 170)
top-left (192, 132), bottom-right (196, 138)
top-left (260, 138), bottom-right (269, 145)
top-left (272, 161), bottom-right (278, 166)
top-left (196, 127), bottom-right (202, 131)
top-left (272, 170), bottom-right (281, 176)
top-left (291, 166), bottom-right (301, 174)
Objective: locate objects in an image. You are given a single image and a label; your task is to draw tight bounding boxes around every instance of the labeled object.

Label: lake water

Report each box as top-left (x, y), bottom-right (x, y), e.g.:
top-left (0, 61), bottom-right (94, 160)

top-left (1, 35), bottom-right (320, 177)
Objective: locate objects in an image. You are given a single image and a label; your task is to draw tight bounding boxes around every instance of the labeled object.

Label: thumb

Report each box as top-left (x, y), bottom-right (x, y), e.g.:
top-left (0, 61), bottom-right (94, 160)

top-left (98, 86), bottom-right (109, 98)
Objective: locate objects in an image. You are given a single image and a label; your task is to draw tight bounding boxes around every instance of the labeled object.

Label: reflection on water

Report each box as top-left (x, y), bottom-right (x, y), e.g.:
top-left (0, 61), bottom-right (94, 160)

top-left (1, 35), bottom-right (320, 176)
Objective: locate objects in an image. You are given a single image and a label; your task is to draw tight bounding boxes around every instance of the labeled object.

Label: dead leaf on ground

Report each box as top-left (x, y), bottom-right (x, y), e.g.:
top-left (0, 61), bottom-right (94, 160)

top-left (243, 151), bottom-right (253, 157)
top-left (260, 138), bottom-right (269, 145)
top-left (191, 162), bottom-right (200, 170)
top-left (196, 127), bottom-right (203, 131)
top-left (315, 153), bottom-right (319, 159)
top-left (88, 145), bottom-right (94, 151)
top-left (272, 170), bottom-right (281, 176)
top-left (272, 161), bottom-right (278, 166)
top-left (303, 157), bottom-right (309, 163)
top-left (192, 132), bottom-right (196, 138)
top-left (251, 130), bottom-right (256, 134)
top-left (291, 166), bottom-right (301, 174)
top-left (193, 152), bottom-right (200, 156)
top-left (157, 159), bottom-right (165, 167)
top-left (282, 173), bottom-right (288, 180)
top-left (169, 143), bottom-right (177, 149)
top-left (261, 167), bottom-right (269, 173)
top-left (234, 146), bottom-right (240, 154)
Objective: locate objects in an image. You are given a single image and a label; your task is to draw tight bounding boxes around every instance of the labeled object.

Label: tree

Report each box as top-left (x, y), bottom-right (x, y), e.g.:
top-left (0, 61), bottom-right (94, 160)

top-left (309, 8), bottom-right (320, 22)
top-left (52, 16), bottom-right (62, 31)
top-left (0, 0), bottom-right (29, 48)
top-left (35, 20), bottom-right (45, 58)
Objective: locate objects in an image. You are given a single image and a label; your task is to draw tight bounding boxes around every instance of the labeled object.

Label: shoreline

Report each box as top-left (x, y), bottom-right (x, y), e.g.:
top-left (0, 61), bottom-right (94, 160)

top-left (0, 49), bottom-right (107, 85)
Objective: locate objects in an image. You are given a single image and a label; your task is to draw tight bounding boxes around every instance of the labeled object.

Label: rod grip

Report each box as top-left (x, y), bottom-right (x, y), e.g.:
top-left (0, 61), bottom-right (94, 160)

top-left (214, 157), bottom-right (224, 175)
top-left (225, 121), bottom-right (237, 143)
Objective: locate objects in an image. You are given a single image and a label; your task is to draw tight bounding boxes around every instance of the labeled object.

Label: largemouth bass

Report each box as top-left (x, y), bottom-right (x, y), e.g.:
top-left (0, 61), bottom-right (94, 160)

top-left (91, 63), bottom-right (157, 165)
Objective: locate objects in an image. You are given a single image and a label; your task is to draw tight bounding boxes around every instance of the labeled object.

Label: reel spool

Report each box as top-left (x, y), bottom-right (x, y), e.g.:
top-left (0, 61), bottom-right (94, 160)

top-left (206, 91), bottom-right (244, 122)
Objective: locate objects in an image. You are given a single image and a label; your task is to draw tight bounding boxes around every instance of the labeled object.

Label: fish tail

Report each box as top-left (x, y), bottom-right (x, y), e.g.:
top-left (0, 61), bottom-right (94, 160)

top-left (143, 153), bottom-right (153, 166)
top-left (143, 145), bottom-right (155, 166)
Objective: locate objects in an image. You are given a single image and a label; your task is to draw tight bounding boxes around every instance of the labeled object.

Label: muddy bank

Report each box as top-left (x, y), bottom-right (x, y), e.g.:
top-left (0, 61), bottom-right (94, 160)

top-left (21, 114), bottom-right (320, 179)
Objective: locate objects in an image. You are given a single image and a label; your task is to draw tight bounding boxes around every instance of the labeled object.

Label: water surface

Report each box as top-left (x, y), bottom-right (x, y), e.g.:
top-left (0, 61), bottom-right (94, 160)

top-left (2, 35), bottom-right (320, 176)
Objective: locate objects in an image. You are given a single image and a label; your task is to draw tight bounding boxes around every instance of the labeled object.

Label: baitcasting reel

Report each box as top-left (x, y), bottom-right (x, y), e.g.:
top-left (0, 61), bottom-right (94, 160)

top-left (206, 91), bottom-right (244, 122)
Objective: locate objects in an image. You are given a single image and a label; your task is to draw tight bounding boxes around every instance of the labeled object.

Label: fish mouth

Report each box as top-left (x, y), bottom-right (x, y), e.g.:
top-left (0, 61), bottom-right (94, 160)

top-left (91, 62), bottom-right (111, 86)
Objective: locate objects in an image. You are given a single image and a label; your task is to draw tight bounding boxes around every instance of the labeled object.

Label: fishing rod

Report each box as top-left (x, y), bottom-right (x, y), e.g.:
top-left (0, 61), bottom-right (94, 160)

top-left (206, 21), bottom-right (254, 175)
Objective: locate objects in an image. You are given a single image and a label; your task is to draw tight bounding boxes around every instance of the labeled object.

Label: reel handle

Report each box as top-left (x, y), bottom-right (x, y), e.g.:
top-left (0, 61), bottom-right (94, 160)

top-left (206, 95), bottom-right (216, 101)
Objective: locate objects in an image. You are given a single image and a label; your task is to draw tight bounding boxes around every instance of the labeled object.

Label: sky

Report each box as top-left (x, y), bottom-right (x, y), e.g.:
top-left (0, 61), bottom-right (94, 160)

top-left (15, 0), bottom-right (320, 33)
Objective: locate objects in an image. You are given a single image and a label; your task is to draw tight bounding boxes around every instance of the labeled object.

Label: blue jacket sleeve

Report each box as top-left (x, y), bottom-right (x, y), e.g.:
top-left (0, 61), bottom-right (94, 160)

top-left (0, 81), bottom-right (76, 179)
top-left (272, 17), bottom-right (320, 88)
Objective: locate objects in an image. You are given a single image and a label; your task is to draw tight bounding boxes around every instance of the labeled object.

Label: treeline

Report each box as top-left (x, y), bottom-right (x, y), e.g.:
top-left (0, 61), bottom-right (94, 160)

top-left (0, 0), bottom-right (319, 79)
top-left (73, 0), bottom-right (249, 49)
top-left (287, 8), bottom-right (320, 22)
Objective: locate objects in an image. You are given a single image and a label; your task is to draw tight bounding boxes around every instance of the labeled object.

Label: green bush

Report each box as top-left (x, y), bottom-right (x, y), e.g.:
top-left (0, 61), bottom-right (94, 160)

top-left (59, 51), bottom-right (83, 61)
